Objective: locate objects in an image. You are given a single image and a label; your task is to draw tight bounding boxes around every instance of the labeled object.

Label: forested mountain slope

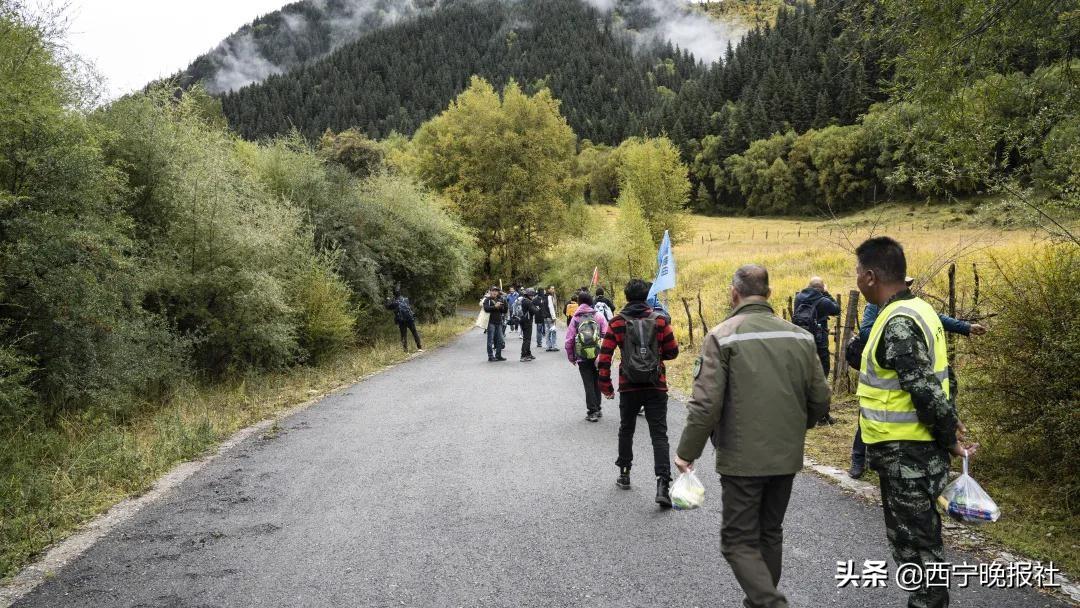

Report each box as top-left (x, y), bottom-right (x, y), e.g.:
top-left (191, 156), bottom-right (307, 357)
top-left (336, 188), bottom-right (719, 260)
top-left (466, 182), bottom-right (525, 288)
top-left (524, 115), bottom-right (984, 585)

top-left (217, 0), bottom-right (886, 152)
top-left (173, 0), bottom-right (442, 93)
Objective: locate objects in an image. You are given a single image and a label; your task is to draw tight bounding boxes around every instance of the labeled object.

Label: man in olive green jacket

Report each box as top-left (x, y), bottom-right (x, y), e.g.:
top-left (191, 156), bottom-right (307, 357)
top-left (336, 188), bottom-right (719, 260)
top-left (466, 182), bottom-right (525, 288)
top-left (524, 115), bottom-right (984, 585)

top-left (675, 264), bottom-right (830, 608)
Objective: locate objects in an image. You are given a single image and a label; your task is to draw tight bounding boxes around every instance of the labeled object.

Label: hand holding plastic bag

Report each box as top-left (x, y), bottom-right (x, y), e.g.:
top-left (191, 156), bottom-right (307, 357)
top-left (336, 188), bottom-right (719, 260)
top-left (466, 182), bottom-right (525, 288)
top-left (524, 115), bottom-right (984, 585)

top-left (671, 469), bottom-right (705, 510)
top-left (938, 455), bottom-right (1000, 524)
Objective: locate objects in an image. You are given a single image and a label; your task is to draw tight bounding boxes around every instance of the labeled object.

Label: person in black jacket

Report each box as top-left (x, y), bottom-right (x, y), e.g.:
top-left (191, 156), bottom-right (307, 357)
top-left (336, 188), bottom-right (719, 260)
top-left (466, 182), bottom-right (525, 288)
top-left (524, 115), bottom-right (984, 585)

top-left (792, 277), bottom-right (841, 378)
top-left (518, 288), bottom-right (538, 362)
top-left (532, 289), bottom-right (549, 350)
top-left (385, 288), bottom-right (422, 353)
top-left (482, 287), bottom-right (508, 362)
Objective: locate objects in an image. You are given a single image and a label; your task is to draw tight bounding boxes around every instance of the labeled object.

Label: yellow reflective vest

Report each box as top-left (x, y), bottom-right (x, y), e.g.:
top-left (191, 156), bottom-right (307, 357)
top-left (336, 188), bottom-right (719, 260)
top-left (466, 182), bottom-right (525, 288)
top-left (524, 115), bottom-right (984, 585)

top-left (857, 296), bottom-right (949, 444)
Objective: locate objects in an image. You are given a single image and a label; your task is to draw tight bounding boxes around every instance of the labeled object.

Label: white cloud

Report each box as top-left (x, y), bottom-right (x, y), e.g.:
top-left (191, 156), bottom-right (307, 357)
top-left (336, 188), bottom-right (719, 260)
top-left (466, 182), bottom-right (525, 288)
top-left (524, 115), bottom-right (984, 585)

top-left (582, 0), bottom-right (746, 64)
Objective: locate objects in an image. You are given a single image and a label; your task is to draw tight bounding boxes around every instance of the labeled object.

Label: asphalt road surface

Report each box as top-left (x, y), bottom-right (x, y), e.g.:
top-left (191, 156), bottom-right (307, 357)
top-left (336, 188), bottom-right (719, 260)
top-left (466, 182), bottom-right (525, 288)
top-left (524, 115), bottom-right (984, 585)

top-left (14, 329), bottom-right (1069, 607)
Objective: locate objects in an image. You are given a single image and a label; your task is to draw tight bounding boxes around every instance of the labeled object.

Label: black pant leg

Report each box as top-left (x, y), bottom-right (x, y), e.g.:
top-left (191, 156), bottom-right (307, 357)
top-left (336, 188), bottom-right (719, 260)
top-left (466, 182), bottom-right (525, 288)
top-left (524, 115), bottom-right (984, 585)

top-left (520, 323), bottom-right (532, 357)
top-left (616, 392), bottom-right (641, 470)
top-left (759, 474), bottom-right (796, 587)
top-left (642, 390), bottom-right (671, 479)
top-left (407, 321), bottom-right (422, 349)
top-left (578, 360), bottom-right (601, 414)
top-left (397, 322), bottom-right (408, 351)
top-left (720, 475), bottom-right (789, 608)
top-left (817, 346), bottom-right (830, 378)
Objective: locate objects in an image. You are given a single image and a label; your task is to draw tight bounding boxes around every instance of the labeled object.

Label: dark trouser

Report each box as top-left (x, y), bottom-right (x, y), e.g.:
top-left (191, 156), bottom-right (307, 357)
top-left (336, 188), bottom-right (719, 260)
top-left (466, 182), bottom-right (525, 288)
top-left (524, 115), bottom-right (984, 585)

top-left (720, 474), bottom-right (795, 608)
top-left (535, 322), bottom-right (545, 347)
top-left (867, 442), bottom-right (950, 608)
top-left (398, 321), bottom-right (421, 351)
top-left (577, 359), bottom-right (602, 414)
top-left (520, 322), bottom-right (533, 358)
top-left (486, 322), bottom-right (505, 358)
top-left (615, 390), bottom-right (670, 478)
top-left (816, 345), bottom-right (830, 378)
top-left (852, 422), bottom-right (866, 467)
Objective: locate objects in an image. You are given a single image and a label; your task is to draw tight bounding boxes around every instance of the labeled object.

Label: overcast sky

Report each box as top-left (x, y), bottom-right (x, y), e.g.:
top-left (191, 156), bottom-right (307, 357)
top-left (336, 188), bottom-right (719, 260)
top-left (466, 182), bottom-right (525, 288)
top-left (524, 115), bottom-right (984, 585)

top-left (47, 0), bottom-right (290, 99)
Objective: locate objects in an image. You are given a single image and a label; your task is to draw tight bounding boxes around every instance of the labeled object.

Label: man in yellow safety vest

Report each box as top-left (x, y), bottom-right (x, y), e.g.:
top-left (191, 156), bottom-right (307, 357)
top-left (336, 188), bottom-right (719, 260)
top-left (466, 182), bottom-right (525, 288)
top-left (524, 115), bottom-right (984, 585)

top-left (854, 237), bottom-right (978, 608)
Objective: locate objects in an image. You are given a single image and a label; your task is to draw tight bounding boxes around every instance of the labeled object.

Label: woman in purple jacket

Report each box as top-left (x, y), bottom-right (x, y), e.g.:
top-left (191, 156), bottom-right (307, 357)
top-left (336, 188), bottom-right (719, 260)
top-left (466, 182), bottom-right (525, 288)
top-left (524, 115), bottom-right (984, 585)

top-left (564, 292), bottom-right (610, 422)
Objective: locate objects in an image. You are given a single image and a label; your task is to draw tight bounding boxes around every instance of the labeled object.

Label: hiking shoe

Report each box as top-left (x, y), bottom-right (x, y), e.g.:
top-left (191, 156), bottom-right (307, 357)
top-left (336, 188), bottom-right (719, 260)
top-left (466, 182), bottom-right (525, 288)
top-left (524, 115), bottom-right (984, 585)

top-left (848, 461), bottom-right (866, 480)
top-left (488, 357), bottom-right (496, 362)
top-left (520, 356), bottom-right (533, 362)
top-left (495, 357), bottom-right (507, 362)
top-left (616, 468), bottom-right (631, 490)
top-left (586, 412), bottom-right (599, 422)
top-left (818, 414), bottom-right (836, 427)
top-left (656, 476), bottom-right (672, 509)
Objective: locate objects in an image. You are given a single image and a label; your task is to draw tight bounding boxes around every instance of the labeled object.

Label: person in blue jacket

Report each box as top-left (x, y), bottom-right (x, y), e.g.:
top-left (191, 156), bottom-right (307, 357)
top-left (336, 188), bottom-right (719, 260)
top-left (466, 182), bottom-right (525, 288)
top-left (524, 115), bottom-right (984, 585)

top-left (848, 277), bottom-right (987, 479)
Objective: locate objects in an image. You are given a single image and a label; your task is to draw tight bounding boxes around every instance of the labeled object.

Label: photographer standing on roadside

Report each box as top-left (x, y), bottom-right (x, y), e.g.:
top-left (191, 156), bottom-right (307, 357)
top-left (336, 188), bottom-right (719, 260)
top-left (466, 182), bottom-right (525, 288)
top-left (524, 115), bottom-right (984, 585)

top-left (385, 287), bottom-right (422, 353)
top-left (482, 286), bottom-right (508, 362)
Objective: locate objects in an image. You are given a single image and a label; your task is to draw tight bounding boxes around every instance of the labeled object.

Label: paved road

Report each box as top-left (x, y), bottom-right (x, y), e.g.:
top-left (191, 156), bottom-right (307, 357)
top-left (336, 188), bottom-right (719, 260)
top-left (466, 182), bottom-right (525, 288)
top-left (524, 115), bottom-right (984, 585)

top-left (15, 329), bottom-right (1069, 607)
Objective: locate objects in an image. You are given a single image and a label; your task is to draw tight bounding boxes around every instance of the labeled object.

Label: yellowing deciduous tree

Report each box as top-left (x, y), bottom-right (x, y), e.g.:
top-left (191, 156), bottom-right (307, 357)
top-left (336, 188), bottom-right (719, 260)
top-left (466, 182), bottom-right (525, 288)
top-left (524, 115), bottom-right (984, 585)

top-left (616, 136), bottom-right (690, 244)
top-left (411, 76), bottom-right (577, 280)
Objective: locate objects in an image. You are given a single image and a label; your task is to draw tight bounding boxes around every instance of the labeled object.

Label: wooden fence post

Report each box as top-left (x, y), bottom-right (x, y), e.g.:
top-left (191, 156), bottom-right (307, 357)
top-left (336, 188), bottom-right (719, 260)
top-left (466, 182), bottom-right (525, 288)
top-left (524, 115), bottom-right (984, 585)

top-left (696, 292), bottom-right (710, 342)
top-left (786, 295), bottom-right (794, 320)
top-left (948, 263), bottom-right (956, 366)
top-left (832, 293), bottom-right (843, 373)
top-left (680, 297), bottom-right (695, 349)
top-left (833, 289), bottom-right (861, 393)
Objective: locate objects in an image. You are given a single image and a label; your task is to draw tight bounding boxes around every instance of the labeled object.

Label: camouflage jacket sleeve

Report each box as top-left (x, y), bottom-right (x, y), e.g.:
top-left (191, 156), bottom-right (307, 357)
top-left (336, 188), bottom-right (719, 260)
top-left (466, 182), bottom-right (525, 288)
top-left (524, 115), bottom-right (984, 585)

top-left (879, 316), bottom-right (958, 450)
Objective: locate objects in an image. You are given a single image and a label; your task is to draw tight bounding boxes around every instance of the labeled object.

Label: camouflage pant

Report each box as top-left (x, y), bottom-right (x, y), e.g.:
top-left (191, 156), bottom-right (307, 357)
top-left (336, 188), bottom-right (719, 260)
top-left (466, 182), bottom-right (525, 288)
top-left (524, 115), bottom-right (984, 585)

top-left (867, 441), bottom-right (950, 608)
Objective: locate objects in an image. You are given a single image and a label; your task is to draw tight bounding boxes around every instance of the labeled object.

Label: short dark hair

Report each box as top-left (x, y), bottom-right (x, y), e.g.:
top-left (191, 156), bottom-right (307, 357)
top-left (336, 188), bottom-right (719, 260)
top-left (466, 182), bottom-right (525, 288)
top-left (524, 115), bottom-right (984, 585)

top-left (856, 237), bottom-right (907, 283)
top-left (733, 264), bottom-right (769, 297)
top-left (577, 292), bottom-right (594, 306)
top-left (570, 294), bottom-right (579, 303)
top-left (596, 287), bottom-right (606, 296)
top-left (624, 279), bottom-right (651, 302)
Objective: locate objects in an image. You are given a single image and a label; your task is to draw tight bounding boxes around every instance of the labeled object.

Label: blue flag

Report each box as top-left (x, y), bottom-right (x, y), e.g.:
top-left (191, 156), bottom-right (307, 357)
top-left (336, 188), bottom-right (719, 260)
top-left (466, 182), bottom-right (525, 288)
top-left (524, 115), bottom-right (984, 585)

top-left (647, 230), bottom-right (675, 300)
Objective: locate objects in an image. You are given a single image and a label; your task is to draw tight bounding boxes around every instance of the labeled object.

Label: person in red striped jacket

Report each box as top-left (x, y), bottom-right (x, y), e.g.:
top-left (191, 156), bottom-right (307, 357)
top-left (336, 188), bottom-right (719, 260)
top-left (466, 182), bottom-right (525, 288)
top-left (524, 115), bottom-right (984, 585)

top-left (597, 278), bottom-right (680, 508)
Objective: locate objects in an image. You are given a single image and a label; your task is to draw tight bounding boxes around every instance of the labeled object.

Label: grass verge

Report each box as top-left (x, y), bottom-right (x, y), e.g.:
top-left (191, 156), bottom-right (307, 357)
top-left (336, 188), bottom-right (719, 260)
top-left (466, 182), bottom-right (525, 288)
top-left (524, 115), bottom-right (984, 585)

top-left (0, 316), bottom-right (471, 581)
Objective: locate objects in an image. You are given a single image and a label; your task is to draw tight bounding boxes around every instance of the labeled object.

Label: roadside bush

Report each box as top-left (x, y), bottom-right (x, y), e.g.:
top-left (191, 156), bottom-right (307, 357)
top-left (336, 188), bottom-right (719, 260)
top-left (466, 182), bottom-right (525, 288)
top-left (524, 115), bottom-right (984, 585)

top-left (1, 17), bottom-right (186, 413)
top-left (0, 339), bottom-right (33, 423)
top-left (353, 174), bottom-right (478, 323)
top-left (291, 255), bottom-right (356, 363)
top-left (101, 90), bottom-right (310, 375)
top-left (966, 246), bottom-right (1080, 510)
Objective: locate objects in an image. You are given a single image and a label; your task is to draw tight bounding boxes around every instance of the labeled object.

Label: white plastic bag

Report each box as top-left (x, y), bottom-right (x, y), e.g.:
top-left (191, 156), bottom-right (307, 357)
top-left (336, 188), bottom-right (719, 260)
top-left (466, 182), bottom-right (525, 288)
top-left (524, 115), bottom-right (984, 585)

top-left (938, 455), bottom-right (1000, 524)
top-left (671, 469), bottom-right (705, 510)
top-left (475, 309), bottom-right (490, 330)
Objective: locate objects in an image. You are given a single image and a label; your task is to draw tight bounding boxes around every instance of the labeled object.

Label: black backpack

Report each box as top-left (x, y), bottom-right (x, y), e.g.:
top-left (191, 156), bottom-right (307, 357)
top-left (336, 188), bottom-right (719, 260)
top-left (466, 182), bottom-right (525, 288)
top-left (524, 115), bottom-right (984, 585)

top-left (620, 311), bottom-right (661, 384)
top-left (792, 297), bottom-right (820, 333)
top-left (395, 298), bottom-right (415, 323)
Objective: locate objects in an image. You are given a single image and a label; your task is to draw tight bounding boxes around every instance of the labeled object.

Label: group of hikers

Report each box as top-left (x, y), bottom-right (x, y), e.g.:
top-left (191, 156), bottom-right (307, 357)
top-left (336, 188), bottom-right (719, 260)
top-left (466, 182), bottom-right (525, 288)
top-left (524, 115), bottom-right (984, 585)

top-left (391, 235), bottom-right (984, 608)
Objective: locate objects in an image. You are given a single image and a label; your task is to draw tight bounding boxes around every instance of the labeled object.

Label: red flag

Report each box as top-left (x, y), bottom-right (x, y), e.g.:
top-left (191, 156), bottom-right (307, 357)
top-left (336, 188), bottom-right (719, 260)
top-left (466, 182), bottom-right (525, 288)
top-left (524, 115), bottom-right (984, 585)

top-left (590, 266), bottom-right (599, 287)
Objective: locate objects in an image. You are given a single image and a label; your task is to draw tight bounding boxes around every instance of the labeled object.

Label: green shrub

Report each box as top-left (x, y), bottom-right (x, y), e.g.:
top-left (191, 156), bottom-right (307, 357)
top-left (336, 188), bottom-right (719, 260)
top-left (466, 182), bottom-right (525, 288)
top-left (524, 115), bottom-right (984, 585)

top-left (1, 16), bottom-right (187, 413)
top-left (291, 256), bottom-right (356, 363)
top-left (966, 246), bottom-right (1080, 510)
top-left (353, 174), bottom-right (478, 322)
top-left (100, 90), bottom-right (311, 375)
top-left (0, 338), bottom-right (33, 423)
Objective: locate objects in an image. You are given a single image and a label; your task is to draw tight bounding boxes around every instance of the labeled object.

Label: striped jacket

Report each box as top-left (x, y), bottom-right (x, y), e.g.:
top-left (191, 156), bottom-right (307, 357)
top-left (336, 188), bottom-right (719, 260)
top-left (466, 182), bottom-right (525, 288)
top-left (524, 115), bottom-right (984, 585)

top-left (597, 302), bottom-right (679, 394)
top-left (676, 300), bottom-right (831, 476)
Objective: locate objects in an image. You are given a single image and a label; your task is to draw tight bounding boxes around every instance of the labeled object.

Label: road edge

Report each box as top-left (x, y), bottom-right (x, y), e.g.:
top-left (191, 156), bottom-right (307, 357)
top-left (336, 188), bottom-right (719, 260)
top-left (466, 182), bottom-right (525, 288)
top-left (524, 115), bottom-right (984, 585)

top-left (0, 341), bottom-right (455, 608)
